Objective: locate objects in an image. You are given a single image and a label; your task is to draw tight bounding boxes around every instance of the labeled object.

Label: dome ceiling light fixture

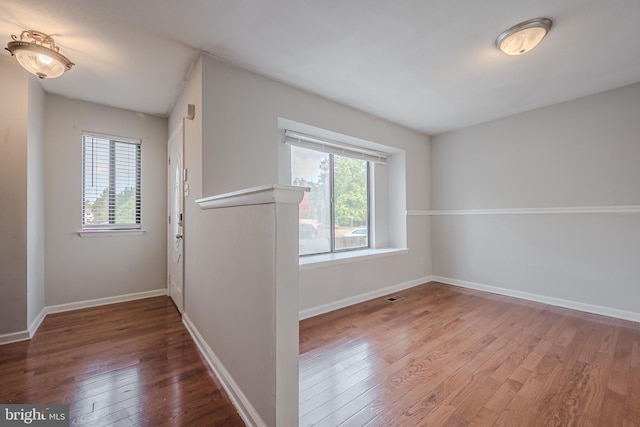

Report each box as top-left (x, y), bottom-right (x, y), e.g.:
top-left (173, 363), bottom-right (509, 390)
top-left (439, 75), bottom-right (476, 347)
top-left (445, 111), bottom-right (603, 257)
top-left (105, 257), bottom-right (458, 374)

top-left (5, 30), bottom-right (74, 79)
top-left (495, 18), bottom-right (553, 56)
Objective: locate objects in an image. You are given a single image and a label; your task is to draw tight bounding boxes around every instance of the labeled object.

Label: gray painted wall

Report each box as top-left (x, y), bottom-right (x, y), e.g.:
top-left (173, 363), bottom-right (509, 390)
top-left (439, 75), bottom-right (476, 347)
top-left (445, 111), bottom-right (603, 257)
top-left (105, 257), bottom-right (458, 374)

top-left (171, 56), bottom-right (299, 426)
top-left (0, 57), bottom-right (28, 335)
top-left (196, 55), bottom-right (432, 314)
top-left (44, 95), bottom-right (168, 306)
top-left (431, 83), bottom-right (640, 315)
top-left (170, 53), bottom-right (434, 426)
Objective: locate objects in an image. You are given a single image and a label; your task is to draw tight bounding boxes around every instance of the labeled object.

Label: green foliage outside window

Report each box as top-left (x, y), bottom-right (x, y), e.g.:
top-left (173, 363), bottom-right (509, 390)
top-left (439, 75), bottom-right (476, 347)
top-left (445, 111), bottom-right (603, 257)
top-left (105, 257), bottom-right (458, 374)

top-left (85, 187), bottom-right (138, 225)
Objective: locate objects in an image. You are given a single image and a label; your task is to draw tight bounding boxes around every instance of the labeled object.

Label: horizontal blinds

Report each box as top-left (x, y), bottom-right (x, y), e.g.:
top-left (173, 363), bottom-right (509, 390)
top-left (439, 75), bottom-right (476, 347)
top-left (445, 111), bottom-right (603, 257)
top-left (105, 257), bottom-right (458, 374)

top-left (82, 134), bottom-right (141, 229)
top-left (284, 130), bottom-right (387, 164)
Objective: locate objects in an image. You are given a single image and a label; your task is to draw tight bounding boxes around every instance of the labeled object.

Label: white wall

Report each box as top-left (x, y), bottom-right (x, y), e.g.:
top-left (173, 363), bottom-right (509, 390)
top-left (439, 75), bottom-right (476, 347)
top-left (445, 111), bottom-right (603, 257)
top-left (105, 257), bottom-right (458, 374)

top-left (198, 54), bottom-right (432, 314)
top-left (170, 53), bottom-right (433, 425)
top-left (192, 204), bottom-right (279, 425)
top-left (27, 76), bottom-right (46, 329)
top-left (184, 198), bottom-right (301, 427)
top-left (0, 56), bottom-right (28, 335)
top-left (171, 56), bottom-right (300, 426)
top-left (44, 95), bottom-right (168, 306)
top-left (168, 55), bottom-right (203, 340)
top-left (431, 83), bottom-right (640, 317)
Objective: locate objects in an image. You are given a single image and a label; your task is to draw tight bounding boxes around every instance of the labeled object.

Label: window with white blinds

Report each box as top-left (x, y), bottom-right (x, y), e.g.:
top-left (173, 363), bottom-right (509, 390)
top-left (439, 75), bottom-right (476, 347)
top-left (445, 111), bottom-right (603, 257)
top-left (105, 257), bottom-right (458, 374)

top-left (82, 133), bottom-right (141, 230)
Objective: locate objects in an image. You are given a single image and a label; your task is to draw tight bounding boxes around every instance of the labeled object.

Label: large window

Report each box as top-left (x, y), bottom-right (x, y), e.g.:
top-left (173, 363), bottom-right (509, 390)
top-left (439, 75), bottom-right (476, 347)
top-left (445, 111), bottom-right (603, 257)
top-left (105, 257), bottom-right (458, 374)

top-left (82, 133), bottom-right (141, 230)
top-left (291, 144), bottom-right (370, 256)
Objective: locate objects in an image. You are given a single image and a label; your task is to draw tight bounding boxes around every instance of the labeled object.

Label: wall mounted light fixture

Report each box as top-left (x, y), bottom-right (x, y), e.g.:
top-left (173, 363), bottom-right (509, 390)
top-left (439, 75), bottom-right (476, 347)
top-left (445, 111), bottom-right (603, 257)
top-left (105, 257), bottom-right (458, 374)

top-left (496, 18), bottom-right (552, 56)
top-left (5, 30), bottom-right (74, 78)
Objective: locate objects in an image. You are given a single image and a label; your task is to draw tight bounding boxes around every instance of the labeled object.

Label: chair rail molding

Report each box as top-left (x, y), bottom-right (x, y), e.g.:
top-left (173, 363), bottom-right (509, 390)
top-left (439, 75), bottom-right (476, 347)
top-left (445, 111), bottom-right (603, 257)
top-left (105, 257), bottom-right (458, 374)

top-left (407, 204), bottom-right (640, 216)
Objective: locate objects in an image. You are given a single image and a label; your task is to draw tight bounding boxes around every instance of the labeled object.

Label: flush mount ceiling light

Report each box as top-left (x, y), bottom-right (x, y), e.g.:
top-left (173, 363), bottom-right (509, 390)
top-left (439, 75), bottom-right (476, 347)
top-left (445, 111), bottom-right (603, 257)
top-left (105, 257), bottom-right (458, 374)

top-left (5, 30), bottom-right (74, 79)
top-left (495, 18), bottom-right (552, 56)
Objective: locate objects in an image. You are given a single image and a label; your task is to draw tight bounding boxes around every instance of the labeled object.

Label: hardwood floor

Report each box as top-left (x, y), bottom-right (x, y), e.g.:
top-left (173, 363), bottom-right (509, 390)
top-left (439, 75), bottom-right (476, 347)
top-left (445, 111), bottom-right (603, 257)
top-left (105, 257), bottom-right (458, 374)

top-left (299, 282), bottom-right (640, 426)
top-left (3, 284), bottom-right (638, 426)
top-left (0, 297), bottom-right (244, 426)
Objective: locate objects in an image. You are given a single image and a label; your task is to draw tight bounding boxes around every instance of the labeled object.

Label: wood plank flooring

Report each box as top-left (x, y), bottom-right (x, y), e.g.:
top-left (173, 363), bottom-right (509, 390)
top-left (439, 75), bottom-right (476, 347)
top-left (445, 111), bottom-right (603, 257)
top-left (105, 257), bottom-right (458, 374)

top-left (299, 282), bottom-right (640, 426)
top-left (3, 283), bottom-right (639, 426)
top-left (0, 297), bottom-right (244, 426)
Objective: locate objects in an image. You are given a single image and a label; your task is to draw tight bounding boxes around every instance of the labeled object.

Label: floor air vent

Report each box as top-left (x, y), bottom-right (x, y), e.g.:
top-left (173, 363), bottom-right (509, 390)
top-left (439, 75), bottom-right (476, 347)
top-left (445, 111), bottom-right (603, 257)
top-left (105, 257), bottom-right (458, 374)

top-left (385, 296), bottom-right (405, 302)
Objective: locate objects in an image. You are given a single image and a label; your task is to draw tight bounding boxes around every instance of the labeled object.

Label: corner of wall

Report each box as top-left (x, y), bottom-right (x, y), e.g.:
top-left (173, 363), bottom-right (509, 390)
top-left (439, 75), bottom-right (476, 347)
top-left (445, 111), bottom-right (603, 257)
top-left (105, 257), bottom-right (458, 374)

top-left (27, 76), bottom-right (46, 328)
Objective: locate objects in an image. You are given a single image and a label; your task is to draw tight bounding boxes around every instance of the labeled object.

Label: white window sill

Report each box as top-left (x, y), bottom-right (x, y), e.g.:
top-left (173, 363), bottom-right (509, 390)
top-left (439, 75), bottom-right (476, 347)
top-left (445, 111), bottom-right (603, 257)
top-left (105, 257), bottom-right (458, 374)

top-left (299, 247), bottom-right (408, 270)
top-left (77, 229), bottom-right (146, 237)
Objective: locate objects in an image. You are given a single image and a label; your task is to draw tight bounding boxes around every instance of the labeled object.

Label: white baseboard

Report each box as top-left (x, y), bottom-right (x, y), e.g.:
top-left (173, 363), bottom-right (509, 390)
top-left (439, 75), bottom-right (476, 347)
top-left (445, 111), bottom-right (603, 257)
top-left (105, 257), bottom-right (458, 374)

top-left (433, 276), bottom-right (640, 323)
top-left (28, 307), bottom-right (47, 338)
top-left (299, 275), bottom-right (434, 320)
top-left (45, 288), bottom-right (168, 315)
top-left (2, 307), bottom-right (48, 343)
top-left (182, 314), bottom-right (267, 427)
top-left (0, 289), bottom-right (169, 346)
top-left (0, 330), bottom-right (30, 345)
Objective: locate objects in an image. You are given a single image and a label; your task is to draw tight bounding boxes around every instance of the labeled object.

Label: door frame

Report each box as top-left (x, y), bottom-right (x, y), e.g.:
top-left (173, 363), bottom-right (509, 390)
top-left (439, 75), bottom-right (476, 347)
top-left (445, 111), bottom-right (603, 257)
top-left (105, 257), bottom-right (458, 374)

top-left (168, 123), bottom-right (185, 313)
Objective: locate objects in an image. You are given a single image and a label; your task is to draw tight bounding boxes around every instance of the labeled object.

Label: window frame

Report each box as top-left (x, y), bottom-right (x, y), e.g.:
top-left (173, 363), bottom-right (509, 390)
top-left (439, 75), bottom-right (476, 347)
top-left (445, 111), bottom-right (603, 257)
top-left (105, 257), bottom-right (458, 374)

top-left (81, 132), bottom-right (142, 231)
top-left (291, 145), bottom-right (371, 256)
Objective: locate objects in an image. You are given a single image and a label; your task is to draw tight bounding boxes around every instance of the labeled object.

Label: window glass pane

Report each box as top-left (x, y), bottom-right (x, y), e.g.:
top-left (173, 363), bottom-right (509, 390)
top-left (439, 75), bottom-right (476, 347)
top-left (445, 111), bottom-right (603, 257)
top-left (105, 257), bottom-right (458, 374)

top-left (83, 137), bottom-right (110, 226)
top-left (333, 155), bottom-right (368, 250)
top-left (114, 142), bottom-right (140, 224)
top-left (291, 145), bottom-right (331, 255)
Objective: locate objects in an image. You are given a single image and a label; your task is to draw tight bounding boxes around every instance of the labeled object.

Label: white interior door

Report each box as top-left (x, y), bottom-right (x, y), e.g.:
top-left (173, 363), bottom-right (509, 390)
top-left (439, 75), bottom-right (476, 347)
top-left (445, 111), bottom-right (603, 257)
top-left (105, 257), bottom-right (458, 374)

top-left (168, 125), bottom-right (184, 313)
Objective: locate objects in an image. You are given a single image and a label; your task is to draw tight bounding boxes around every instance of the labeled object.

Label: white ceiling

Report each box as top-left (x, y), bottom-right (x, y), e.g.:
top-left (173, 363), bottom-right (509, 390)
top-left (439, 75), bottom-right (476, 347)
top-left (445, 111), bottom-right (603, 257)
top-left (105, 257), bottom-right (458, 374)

top-left (2, 0), bottom-right (639, 134)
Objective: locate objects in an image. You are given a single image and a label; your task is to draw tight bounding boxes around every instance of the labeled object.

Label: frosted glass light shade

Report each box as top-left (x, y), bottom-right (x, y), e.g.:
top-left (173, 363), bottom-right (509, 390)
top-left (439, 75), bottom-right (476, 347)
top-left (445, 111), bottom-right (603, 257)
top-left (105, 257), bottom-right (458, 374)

top-left (496, 18), bottom-right (552, 56)
top-left (6, 30), bottom-right (74, 79)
